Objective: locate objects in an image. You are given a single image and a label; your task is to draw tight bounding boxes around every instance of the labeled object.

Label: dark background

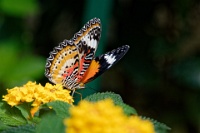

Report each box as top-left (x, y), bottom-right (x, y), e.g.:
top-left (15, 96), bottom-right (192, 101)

top-left (0, 0), bottom-right (200, 133)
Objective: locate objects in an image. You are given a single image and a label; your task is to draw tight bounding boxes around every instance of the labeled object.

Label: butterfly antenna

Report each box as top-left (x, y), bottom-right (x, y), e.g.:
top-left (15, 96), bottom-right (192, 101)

top-left (58, 84), bottom-right (63, 89)
top-left (54, 84), bottom-right (63, 91)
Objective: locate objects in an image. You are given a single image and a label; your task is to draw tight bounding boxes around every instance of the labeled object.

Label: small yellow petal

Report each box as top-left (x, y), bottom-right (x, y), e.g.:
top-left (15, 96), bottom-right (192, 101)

top-left (30, 106), bottom-right (39, 117)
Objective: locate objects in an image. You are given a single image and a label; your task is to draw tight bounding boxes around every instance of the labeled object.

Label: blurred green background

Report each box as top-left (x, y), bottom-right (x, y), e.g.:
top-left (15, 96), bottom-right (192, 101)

top-left (0, 0), bottom-right (200, 132)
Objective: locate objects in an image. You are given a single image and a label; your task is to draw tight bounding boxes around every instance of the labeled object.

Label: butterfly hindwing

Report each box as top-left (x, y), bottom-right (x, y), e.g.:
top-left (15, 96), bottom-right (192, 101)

top-left (80, 45), bottom-right (130, 83)
top-left (45, 40), bottom-right (80, 88)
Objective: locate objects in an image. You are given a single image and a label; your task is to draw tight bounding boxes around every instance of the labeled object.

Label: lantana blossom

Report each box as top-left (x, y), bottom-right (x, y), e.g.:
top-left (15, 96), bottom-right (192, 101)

top-left (2, 81), bottom-right (73, 116)
top-left (64, 99), bottom-right (155, 133)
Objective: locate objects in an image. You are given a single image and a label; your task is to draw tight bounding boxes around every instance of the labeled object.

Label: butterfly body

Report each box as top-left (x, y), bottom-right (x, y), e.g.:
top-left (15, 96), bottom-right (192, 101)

top-left (45, 18), bottom-right (130, 92)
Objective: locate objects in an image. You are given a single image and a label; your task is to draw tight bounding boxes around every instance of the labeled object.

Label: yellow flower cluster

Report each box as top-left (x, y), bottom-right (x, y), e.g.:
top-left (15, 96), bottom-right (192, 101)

top-left (2, 81), bottom-right (73, 115)
top-left (64, 99), bottom-right (155, 133)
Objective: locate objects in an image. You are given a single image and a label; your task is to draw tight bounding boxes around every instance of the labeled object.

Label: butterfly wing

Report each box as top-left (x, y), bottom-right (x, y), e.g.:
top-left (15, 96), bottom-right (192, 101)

top-left (71, 18), bottom-right (101, 82)
top-left (45, 18), bottom-right (129, 90)
top-left (80, 45), bottom-right (130, 83)
top-left (45, 40), bottom-right (80, 88)
top-left (45, 18), bottom-right (101, 89)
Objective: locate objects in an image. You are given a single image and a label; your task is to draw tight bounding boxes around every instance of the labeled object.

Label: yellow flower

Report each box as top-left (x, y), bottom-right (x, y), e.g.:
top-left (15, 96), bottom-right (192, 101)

top-left (125, 116), bottom-right (155, 133)
top-left (64, 99), bottom-right (155, 133)
top-left (2, 81), bottom-right (74, 116)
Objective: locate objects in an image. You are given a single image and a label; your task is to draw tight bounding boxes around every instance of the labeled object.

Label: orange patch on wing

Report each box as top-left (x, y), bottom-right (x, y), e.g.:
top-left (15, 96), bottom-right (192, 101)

top-left (80, 60), bottom-right (100, 83)
top-left (63, 62), bottom-right (79, 78)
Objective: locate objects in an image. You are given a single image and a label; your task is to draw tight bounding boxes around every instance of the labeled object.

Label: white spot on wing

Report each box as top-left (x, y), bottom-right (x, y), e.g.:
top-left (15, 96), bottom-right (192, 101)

top-left (83, 34), bottom-right (97, 49)
top-left (104, 54), bottom-right (116, 68)
top-left (90, 39), bottom-right (97, 49)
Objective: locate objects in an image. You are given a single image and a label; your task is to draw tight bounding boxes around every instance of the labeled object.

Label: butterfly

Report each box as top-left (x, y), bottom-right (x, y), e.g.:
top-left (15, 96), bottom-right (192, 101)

top-left (45, 18), bottom-right (130, 95)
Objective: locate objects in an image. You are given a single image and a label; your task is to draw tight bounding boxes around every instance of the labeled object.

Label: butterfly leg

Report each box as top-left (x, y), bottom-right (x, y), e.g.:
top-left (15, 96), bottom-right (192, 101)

top-left (71, 88), bottom-right (76, 96)
top-left (74, 91), bottom-right (82, 101)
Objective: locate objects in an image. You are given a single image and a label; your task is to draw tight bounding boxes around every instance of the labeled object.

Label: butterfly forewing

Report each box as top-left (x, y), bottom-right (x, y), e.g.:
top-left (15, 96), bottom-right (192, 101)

top-left (71, 18), bottom-right (101, 82)
top-left (80, 45), bottom-right (130, 83)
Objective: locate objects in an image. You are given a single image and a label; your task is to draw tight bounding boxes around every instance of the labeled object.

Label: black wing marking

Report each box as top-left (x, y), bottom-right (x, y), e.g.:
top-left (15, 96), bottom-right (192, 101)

top-left (81, 45), bottom-right (130, 83)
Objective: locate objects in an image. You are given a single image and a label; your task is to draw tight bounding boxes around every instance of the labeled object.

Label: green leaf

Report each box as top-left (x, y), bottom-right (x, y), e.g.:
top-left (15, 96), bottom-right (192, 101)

top-left (46, 101), bottom-right (72, 118)
top-left (36, 113), bottom-right (65, 133)
top-left (84, 92), bottom-right (137, 116)
top-left (30, 117), bottom-right (41, 124)
top-left (0, 120), bottom-right (9, 131)
top-left (0, 102), bottom-right (27, 126)
top-left (2, 124), bottom-right (36, 133)
top-left (15, 103), bottom-right (32, 120)
top-left (84, 92), bottom-right (123, 104)
top-left (0, 0), bottom-right (39, 17)
top-left (141, 116), bottom-right (171, 133)
top-left (117, 102), bottom-right (137, 116)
